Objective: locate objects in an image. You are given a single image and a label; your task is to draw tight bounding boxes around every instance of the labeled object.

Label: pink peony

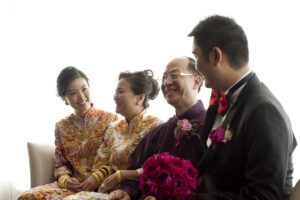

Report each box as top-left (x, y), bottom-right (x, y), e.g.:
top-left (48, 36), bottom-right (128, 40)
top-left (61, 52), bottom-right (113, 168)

top-left (155, 170), bottom-right (172, 188)
top-left (180, 119), bottom-right (192, 132)
top-left (189, 167), bottom-right (198, 179)
top-left (172, 177), bottom-right (185, 194)
top-left (174, 119), bottom-right (198, 152)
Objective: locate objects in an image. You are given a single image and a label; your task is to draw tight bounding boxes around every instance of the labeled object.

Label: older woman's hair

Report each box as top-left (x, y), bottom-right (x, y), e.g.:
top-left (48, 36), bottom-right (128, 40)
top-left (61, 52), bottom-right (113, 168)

top-left (57, 66), bottom-right (89, 96)
top-left (119, 69), bottom-right (159, 108)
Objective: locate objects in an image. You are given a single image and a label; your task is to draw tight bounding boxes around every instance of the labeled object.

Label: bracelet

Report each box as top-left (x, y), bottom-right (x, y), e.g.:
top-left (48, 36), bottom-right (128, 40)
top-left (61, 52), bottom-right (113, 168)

top-left (101, 165), bottom-right (114, 176)
top-left (95, 171), bottom-right (105, 182)
top-left (92, 172), bottom-right (102, 185)
top-left (100, 168), bottom-right (108, 178)
top-left (136, 168), bottom-right (143, 176)
top-left (116, 170), bottom-right (122, 184)
top-left (58, 174), bottom-right (70, 188)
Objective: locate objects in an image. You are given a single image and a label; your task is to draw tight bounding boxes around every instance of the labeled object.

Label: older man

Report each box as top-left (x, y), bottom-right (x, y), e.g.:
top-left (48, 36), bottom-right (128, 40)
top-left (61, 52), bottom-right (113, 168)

top-left (110, 57), bottom-right (207, 200)
top-left (190, 15), bottom-right (297, 200)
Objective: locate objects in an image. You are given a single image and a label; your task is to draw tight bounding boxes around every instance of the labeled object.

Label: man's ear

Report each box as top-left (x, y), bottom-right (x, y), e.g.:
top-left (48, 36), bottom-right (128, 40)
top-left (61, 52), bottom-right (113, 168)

top-left (210, 47), bottom-right (222, 66)
top-left (194, 75), bottom-right (203, 90)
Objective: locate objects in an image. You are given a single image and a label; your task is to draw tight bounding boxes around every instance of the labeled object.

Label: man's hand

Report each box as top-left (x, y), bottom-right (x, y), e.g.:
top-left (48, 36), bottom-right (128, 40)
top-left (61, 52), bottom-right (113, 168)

top-left (98, 173), bottom-right (119, 193)
top-left (109, 189), bottom-right (130, 200)
top-left (65, 177), bottom-right (82, 192)
top-left (79, 175), bottom-right (99, 191)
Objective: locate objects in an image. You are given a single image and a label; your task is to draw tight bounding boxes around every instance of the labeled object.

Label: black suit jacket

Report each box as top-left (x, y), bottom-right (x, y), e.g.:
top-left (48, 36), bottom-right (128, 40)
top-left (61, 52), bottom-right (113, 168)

top-left (196, 74), bottom-right (297, 200)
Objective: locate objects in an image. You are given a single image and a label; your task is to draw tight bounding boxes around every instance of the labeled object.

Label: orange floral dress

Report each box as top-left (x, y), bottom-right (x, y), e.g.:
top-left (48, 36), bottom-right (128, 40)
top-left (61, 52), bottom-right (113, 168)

top-left (17, 105), bottom-right (118, 200)
top-left (64, 109), bottom-right (161, 200)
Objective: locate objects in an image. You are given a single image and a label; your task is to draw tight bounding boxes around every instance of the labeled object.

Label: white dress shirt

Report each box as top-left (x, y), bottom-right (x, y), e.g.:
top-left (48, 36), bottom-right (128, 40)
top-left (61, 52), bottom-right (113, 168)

top-left (206, 70), bottom-right (252, 147)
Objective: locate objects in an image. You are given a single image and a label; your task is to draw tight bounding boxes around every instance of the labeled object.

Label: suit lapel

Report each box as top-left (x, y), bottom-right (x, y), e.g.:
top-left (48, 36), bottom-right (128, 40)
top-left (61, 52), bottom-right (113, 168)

top-left (201, 105), bottom-right (218, 148)
top-left (223, 74), bottom-right (259, 125)
top-left (197, 105), bottom-right (219, 174)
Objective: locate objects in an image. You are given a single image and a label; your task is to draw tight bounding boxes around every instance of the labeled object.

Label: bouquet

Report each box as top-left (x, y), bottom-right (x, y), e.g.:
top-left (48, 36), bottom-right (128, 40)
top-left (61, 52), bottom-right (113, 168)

top-left (139, 152), bottom-right (197, 200)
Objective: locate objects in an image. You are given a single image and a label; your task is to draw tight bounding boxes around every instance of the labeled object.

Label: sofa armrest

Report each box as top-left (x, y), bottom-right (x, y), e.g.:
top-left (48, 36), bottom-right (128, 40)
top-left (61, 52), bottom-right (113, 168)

top-left (27, 142), bottom-right (55, 188)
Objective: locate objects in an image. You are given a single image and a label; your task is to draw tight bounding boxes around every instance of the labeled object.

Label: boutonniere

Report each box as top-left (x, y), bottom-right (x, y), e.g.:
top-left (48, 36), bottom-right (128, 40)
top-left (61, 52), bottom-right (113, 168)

top-left (209, 123), bottom-right (233, 149)
top-left (174, 119), bottom-right (199, 151)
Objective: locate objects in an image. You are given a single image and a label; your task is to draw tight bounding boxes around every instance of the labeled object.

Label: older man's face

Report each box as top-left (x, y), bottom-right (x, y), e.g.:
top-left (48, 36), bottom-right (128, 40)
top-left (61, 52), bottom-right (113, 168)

top-left (161, 58), bottom-right (198, 108)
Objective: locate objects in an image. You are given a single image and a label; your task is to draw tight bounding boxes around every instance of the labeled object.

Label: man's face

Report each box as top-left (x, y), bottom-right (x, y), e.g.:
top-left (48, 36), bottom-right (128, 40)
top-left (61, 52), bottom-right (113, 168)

top-left (192, 43), bottom-right (215, 89)
top-left (161, 58), bottom-right (198, 109)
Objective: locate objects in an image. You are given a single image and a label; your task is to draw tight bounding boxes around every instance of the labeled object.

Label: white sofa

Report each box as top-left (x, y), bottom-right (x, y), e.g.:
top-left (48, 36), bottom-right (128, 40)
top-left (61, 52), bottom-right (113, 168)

top-left (27, 142), bottom-right (55, 188)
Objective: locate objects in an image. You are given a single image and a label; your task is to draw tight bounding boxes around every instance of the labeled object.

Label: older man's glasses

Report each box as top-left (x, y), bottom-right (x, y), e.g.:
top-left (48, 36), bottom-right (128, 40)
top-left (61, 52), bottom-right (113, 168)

top-left (161, 70), bottom-right (195, 83)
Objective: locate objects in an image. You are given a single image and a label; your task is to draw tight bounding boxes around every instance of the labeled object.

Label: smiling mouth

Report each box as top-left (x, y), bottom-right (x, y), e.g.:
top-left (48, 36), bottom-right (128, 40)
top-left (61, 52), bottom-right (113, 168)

top-left (165, 89), bottom-right (176, 95)
top-left (79, 100), bottom-right (88, 106)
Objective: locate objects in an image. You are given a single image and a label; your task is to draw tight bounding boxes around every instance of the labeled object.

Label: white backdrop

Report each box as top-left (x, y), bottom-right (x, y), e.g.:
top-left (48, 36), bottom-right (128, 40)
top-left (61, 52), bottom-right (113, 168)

top-left (1, 0), bottom-right (299, 199)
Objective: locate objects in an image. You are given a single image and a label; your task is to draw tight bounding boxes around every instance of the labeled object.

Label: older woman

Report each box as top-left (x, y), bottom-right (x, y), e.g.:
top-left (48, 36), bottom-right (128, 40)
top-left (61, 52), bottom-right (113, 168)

top-left (17, 66), bottom-right (118, 200)
top-left (64, 69), bottom-right (161, 200)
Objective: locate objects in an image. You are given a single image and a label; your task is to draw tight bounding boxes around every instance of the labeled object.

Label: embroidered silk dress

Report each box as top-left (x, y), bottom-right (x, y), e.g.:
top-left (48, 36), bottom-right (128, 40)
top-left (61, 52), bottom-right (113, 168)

top-left (17, 105), bottom-right (118, 200)
top-left (63, 109), bottom-right (161, 200)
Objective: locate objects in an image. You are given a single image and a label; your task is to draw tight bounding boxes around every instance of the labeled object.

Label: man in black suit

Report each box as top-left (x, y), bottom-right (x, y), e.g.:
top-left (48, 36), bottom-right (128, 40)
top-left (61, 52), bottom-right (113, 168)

top-left (189, 15), bottom-right (297, 200)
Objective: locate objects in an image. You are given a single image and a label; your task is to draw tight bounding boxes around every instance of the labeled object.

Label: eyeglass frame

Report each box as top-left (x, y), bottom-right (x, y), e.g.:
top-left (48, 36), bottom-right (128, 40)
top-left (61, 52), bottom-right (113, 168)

top-left (161, 69), bottom-right (196, 83)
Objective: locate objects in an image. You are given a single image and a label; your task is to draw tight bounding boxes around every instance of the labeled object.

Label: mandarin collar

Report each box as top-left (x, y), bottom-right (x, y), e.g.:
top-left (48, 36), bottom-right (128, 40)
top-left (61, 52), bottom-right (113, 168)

top-left (127, 109), bottom-right (148, 126)
top-left (177, 100), bottom-right (205, 120)
top-left (72, 103), bottom-right (95, 121)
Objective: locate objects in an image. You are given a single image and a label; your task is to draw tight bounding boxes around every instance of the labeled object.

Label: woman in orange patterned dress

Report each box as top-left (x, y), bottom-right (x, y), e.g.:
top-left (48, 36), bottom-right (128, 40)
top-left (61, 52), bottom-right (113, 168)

top-left (17, 66), bottom-right (118, 200)
top-left (64, 69), bottom-right (162, 200)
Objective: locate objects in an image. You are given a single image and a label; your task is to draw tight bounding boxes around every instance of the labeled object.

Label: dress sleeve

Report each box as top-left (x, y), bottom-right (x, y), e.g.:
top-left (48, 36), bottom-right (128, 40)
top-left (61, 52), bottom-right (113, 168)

top-left (91, 127), bottom-right (111, 171)
top-left (124, 117), bottom-right (161, 163)
top-left (53, 124), bottom-right (72, 180)
top-left (91, 112), bottom-right (118, 170)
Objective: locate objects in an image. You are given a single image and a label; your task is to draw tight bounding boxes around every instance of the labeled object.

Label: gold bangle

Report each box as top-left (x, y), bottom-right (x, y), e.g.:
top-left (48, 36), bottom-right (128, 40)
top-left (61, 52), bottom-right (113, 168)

top-left (58, 174), bottom-right (70, 188)
top-left (100, 168), bottom-right (108, 178)
top-left (58, 174), bottom-right (70, 185)
top-left (92, 172), bottom-right (102, 185)
top-left (101, 166), bottom-right (114, 176)
top-left (116, 170), bottom-right (122, 184)
top-left (96, 171), bottom-right (105, 182)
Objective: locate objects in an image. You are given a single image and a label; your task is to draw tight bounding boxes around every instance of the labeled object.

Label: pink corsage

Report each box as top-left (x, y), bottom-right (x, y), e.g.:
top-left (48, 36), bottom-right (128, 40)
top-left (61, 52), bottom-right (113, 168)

top-left (174, 119), bottom-right (199, 151)
top-left (209, 123), bottom-right (233, 149)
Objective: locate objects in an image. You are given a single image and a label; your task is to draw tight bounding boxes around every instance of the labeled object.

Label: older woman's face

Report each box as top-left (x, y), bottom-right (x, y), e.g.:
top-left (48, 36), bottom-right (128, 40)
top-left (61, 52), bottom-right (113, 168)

top-left (63, 77), bottom-right (91, 117)
top-left (114, 78), bottom-right (139, 119)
